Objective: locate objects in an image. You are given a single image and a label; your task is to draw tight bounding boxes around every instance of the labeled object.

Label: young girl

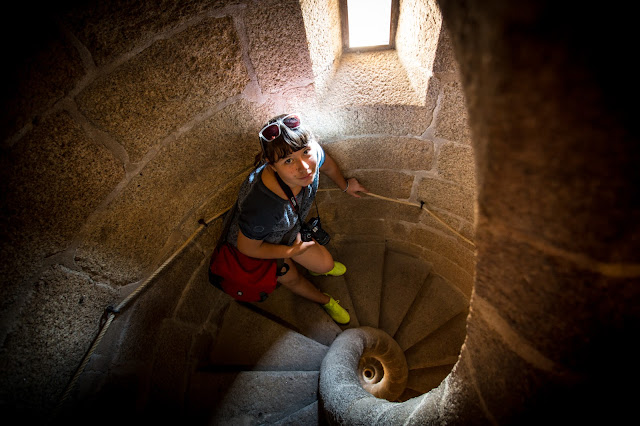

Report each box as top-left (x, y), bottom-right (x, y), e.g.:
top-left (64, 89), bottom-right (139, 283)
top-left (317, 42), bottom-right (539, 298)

top-left (219, 113), bottom-right (367, 324)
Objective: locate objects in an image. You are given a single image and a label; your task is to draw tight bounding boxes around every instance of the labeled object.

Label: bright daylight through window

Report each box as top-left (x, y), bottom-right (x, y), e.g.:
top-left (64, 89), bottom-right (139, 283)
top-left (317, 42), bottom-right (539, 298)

top-left (347, 0), bottom-right (392, 48)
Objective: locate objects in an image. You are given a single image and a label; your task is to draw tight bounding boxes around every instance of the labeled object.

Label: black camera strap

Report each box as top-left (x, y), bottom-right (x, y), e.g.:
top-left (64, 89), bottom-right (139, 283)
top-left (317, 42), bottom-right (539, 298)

top-left (274, 172), bottom-right (302, 213)
top-left (274, 172), bottom-right (320, 222)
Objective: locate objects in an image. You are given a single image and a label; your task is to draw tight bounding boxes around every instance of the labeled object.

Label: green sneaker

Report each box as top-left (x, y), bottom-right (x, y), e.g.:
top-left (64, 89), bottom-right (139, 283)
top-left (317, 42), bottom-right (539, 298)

top-left (322, 293), bottom-right (350, 324)
top-left (309, 261), bottom-right (346, 277)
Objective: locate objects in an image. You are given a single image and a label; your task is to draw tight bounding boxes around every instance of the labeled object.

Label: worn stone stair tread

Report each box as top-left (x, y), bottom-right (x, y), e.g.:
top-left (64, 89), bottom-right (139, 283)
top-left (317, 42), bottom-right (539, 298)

top-left (394, 274), bottom-right (469, 350)
top-left (397, 387), bottom-right (423, 402)
top-left (272, 400), bottom-right (321, 425)
top-left (209, 302), bottom-right (328, 371)
top-left (336, 239), bottom-right (386, 328)
top-left (254, 284), bottom-right (341, 346)
top-left (406, 364), bottom-right (455, 394)
top-left (379, 249), bottom-right (432, 337)
top-left (308, 273), bottom-right (361, 329)
top-left (404, 310), bottom-right (468, 370)
top-left (186, 370), bottom-right (319, 424)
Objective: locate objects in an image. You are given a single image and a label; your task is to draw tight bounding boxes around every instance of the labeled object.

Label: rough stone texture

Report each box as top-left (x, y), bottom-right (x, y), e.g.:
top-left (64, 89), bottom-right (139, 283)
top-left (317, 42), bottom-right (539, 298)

top-left (253, 286), bottom-right (342, 346)
top-left (393, 274), bottom-right (468, 351)
top-left (408, 227), bottom-right (475, 273)
top-left (1, 16), bottom-right (84, 143)
top-left (474, 228), bottom-right (640, 372)
top-left (326, 51), bottom-right (427, 107)
top-left (62, 0), bottom-right (231, 67)
top-left (245, 0), bottom-right (315, 94)
top-left (404, 310), bottom-right (468, 369)
top-left (380, 250), bottom-right (431, 337)
top-left (459, 310), bottom-right (573, 425)
top-left (383, 223), bottom-right (475, 295)
top-left (433, 80), bottom-right (471, 144)
top-left (417, 205), bottom-right (469, 238)
top-left (336, 240), bottom-right (386, 328)
top-left (75, 101), bottom-right (263, 285)
top-left (323, 137), bottom-right (435, 172)
top-left (426, 363), bottom-right (490, 425)
top-left (318, 197), bottom-right (423, 233)
top-left (437, 141), bottom-right (475, 189)
top-left (396, 0), bottom-right (443, 98)
top-left (109, 241), bottom-right (206, 371)
top-left (312, 50), bottom-right (437, 140)
top-left (0, 265), bottom-right (117, 420)
top-left (406, 364), bottom-right (454, 393)
top-left (300, 0), bottom-right (342, 95)
top-left (343, 169), bottom-right (415, 199)
top-left (189, 370), bottom-right (321, 424)
top-left (432, 24), bottom-right (460, 75)
top-left (173, 255), bottom-right (226, 326)
top-left (327, 207), bottom-right (475, 296)
top-left (417, 176), bottom-right (475, 222)
top-left (209, 302), bottom-right (329, 370)
top-left (76, 15), bottom-right (249, 163)
top-left (480, 134), bottom-right (639, 262)
top-left (273, 400), bottom-right (321, 425)
top-left (0, 109), bottom-right (123, 314)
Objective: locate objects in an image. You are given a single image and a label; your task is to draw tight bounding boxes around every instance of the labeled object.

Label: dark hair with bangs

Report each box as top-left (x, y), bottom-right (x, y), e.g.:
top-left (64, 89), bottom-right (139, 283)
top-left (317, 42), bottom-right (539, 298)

top-left (254, 114), bottom-right (315, 166)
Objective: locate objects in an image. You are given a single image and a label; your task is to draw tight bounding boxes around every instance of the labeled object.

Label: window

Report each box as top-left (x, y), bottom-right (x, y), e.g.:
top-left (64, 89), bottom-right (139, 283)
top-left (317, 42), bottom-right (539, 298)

top-left (340, 0), bottom-right (399, 51)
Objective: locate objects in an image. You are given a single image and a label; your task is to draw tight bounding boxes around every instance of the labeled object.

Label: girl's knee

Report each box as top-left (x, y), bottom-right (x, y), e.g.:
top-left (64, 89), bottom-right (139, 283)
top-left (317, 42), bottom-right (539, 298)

top-left (316, 255), bottom-right (335, 274)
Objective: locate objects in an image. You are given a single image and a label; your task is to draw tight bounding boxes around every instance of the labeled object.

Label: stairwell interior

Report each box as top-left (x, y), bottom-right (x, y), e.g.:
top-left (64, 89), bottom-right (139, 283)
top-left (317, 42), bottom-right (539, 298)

top-left (1, 0), bottom-right (638, 425)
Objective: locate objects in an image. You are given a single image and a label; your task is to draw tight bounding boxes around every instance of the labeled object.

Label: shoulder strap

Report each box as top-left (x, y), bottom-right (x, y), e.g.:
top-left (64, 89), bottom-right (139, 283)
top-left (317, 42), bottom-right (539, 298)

top-left (274, 171), bottom-right (322, 224)
top-left (274, 172), bottom-right (302, 213)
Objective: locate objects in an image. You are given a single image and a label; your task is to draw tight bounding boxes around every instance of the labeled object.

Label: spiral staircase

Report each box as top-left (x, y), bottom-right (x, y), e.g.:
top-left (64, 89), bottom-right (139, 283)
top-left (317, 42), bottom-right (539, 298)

top-left (183, 234), bottom-right (469, 424)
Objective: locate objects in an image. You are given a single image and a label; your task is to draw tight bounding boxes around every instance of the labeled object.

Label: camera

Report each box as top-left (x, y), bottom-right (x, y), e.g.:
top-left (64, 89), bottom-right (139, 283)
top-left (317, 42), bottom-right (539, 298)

top-left (300, 216), bottom-right (330, 245)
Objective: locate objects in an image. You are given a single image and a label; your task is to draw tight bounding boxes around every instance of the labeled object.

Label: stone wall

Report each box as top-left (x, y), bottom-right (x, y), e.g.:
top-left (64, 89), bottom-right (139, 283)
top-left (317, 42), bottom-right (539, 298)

top-left (0, 0), bottom-right (474, 420)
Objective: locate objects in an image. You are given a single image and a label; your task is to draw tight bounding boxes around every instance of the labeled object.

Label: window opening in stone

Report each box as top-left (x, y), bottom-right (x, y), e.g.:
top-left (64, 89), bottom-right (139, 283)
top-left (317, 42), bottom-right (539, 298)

top-left (340, 0), bottom-right (399, 51)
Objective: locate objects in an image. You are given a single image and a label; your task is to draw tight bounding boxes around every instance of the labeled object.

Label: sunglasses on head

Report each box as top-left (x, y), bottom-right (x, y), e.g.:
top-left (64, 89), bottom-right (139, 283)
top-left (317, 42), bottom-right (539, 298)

top-left (259, 113), bottom-right (301, 142)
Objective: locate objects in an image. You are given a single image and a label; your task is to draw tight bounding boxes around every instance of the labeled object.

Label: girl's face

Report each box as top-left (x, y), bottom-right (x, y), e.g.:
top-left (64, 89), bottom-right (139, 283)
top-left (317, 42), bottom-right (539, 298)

top-left (269, 143), bottom-right (318, 189)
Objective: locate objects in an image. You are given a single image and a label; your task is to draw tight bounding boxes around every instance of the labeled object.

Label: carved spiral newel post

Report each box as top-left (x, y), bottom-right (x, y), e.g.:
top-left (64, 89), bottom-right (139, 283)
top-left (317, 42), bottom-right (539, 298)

top-left (320, 327), bottom-right (410, 424)
top-left (356, 327), bottom-right (408, 401)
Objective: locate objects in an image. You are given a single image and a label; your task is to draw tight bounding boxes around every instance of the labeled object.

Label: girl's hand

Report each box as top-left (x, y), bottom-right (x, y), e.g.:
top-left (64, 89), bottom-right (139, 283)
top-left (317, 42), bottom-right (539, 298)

top-left (291, 233), bottom-right (316, 256)
top-left (344, 177), bottom-right (368, 198)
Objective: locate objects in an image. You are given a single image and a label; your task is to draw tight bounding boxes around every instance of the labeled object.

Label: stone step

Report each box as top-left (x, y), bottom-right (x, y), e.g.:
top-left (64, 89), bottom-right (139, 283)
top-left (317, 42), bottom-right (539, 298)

top-left (336, 239), bottom-right (386, 328)
top-left (208, 302), bottom-right (328, 371)
top-left (397, 387), bottom-right (423, 402)
top-left (308, 273), bottom-right (361, 330)
top-left (252, 284), bottom-right (342, 346)
top-left (404, 310), bottom-right (468, 370)
top-left (379, 249), bottom-right (432, 337)
top-left (394, 274), bottom-right (469, 351)
top-left (273, 400), bottom-right (321, 425)
top-left (405, 364), bottom-right (455, 395)
top-left (186, 370), bottom-right (319, 424)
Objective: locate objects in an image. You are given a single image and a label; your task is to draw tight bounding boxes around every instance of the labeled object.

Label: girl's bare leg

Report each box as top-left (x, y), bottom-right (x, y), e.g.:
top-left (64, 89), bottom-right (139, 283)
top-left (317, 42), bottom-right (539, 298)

top-left (290, 240), bottom-right (334, 274)
top-left (277, 258), bottom-right (330, 304)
